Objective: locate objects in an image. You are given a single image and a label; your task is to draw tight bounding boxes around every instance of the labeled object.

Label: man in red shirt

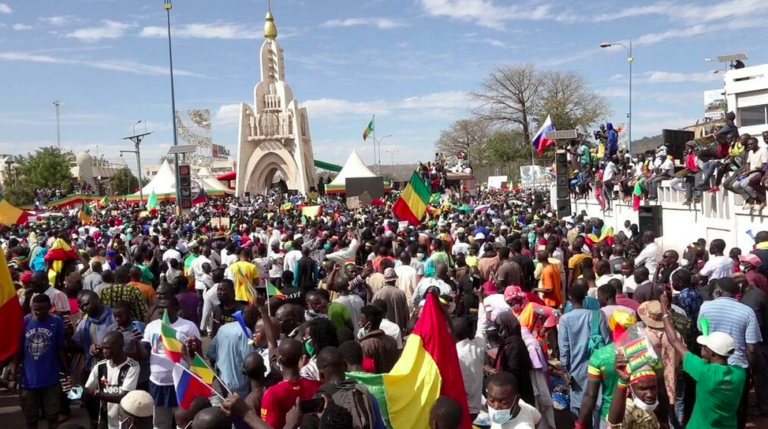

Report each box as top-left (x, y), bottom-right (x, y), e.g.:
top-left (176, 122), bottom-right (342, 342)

top-left (260, 338), bottom-right (321, 429)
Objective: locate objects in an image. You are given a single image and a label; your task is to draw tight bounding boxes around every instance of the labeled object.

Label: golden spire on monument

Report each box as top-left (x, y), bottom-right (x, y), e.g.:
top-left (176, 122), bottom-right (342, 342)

top-left (264, 0), bottom-right (277, 39)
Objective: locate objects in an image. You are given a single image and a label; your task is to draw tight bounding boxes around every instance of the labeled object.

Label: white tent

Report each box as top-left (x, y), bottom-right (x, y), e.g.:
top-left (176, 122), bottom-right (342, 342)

top-left (136, 159), bottom-right (176, 196)
top-left (196, 167), bottom-right (233, 193)
top-left (328, 150), bottom-right (376, 188)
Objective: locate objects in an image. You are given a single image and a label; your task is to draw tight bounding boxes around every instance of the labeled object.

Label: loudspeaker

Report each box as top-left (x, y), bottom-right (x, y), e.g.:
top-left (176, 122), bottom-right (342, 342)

top-left (178, 164), bottom-right (192, 209)
top-left (663, 129), bottom-right (695, 161)
top-left (638, 205), bottom-right (663, 237)
top-left (556, 199), bottom-right (571, 218)
top-left (555, 150), bottom-right (570, 201)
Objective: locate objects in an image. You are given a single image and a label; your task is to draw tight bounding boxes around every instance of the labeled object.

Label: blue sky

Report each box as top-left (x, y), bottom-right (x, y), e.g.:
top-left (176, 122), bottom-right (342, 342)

top-left (1, 0), bottom-right (767, 174)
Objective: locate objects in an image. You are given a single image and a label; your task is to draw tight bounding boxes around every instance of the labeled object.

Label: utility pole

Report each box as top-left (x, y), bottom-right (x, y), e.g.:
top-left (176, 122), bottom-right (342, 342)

top-left (164, 0), bottom-right (181, 207)
top-left (53, 100), bottom-right (61, 147)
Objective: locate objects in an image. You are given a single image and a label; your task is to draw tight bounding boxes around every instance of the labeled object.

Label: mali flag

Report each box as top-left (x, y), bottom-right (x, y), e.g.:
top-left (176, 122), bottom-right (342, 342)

top-left (189, 354), bottom-right (214, 386)
top-left (0, 195), bottom-right (29, 226)
top-left (79, 200), bottom-right (92, 224)
top-left (391, 172), bottom-right (430, 226)
top-left (349, 293), bottom-right (471, 429)
top-left (161, 311), bottom-right (184, 363)
top-left (0, 250), bottom-right (22, 362)
top-left (363, 118), bottom-right (374, 141)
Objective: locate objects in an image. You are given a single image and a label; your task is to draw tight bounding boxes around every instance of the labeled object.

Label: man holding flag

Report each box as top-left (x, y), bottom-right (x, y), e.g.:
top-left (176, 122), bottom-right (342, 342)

top-left (139, 297), bottom-right (201, 429)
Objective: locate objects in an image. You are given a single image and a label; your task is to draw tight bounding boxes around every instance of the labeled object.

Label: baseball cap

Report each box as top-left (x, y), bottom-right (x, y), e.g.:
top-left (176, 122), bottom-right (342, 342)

top-left (738, 254), bottom-right (762, 267)
top-left (120, 390), bottom-right (153, 418)
top-left (697, 331), bottom-right (736, 357)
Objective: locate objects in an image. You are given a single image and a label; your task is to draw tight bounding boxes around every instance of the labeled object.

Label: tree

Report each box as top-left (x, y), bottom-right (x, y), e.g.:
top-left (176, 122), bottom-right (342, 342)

top-left (486, 129), bottom-right (528, 164)
top-left (140, 176), bottom-right (151, 187)
top-left (109, 167), bottom-right (139, 195)
top-left (14, 147), bottom-right (73, 193)
top-left (538, 70), bottom-right (612, 135)
top-left (471, 63), bottom-right (611, 144)
top-left (2, 171), bottom-right (34, 206)
top-left (435, 117), bottom-right (494, 167)
top-left (159, 155), bottom-right (175, 165)
top-left (471, 63), bottom-right (541, 144)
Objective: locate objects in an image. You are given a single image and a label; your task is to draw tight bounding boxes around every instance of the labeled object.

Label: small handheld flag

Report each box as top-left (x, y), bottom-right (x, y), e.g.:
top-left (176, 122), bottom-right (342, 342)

top-left (172, 364), bottom-right (219, 409)
top-left (189, 354), bottom-right (215, 386)
top-left (160, 310), bottom-right (183, 363)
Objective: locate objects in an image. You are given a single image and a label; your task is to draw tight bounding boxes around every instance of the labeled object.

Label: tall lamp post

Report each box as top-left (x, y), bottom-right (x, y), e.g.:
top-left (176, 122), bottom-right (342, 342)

top-left (384, 149), bottom-right (399, 165)
top-left (373, 134), bottom-right (392, 175)
top-left (600, 39), bottom-right (633, 153)
top-left (122, 130), bottom-right (152, 207)
top-left (53, 100), bottom-right (61, 148)
top-left (164, 0), bottom-right (181, 207)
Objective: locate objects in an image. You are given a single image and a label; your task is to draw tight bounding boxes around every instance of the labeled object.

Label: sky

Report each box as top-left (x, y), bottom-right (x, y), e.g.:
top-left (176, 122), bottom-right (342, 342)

top-left (1, 0), bottom-right (768, 175)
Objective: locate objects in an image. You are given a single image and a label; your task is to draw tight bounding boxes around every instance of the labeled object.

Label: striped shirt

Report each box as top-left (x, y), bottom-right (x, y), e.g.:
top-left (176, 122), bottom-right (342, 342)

top-left (698, 297), bottom-right (762, 368)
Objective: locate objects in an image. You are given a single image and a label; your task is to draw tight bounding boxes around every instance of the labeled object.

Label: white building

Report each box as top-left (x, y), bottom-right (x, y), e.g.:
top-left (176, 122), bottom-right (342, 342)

top-left (724, 63), bottom-right (768, 137)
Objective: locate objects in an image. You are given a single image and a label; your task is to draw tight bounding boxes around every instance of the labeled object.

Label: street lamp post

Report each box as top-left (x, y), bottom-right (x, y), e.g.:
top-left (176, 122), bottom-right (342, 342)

top-left (122, 130), bottom-right (152, 207)
top-left (53, 100), bottom-right (61, 148)
top-left (384, 149), bottom-right (399, 165)
top-left (601, 39), bottom-right (633, 153)
top-left (164, 0), bottom-right (181, 207)
top-left (374, 134), bottom-right (392, 175)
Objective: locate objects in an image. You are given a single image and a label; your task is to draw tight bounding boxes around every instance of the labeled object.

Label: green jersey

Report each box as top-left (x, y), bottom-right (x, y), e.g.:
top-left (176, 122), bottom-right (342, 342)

top-left (684, 352), bottom-right (746, 429)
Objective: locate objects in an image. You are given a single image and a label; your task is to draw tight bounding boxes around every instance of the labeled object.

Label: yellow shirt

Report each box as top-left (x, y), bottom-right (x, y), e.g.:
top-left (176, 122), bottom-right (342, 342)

top-left (230, 260), bottom-right (259, 302)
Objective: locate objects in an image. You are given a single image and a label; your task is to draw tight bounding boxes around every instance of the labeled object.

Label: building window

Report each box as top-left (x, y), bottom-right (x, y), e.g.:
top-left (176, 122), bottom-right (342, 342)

top-left (739, 105), bottom-right (768, 127)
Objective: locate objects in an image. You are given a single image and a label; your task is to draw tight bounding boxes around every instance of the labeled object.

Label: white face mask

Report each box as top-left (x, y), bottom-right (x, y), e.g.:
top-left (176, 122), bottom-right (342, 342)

top-left (632, 393), bottom-right (659, 412)
top-left (487, 405), bottom-right (513, 425)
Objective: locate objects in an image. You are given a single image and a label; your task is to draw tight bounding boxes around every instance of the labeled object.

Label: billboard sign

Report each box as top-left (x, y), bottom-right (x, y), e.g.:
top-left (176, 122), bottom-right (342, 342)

top-left (704, 89), bottom-right (726, 120)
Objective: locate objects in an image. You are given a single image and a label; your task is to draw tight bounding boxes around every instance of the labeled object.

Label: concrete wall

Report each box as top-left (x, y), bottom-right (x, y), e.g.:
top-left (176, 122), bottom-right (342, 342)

top-left (570, 180), bottom-right (768, 255)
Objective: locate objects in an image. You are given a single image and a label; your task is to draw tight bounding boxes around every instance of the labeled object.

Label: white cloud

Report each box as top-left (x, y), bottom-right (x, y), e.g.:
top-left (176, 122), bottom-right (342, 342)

top-left (0, 51), bottom-right (209, 78)
top-left (139, 23), bottom-right (260, 39)
top-left (215, 104), bottom-right (243, 126)
top-left (644, 71), bottom-right (722, 83)
top-left (302, 91), bottom-right (470, 120)
top-left (66, 20), bottom-right (135, 41)
top-left (39, 16), bottom-right (79, 26)
top-left (0, 3), bottom-right (12, 14)
top-left (320, 18), bottom-right (406, 30)
top-left (419, 0), bottom-right (551, 29)
top-left (483, 38), bottom-right (507, 48)
top-left (11, 23), bottom-right (32, 31)
top-left (600, 87), bottom-right (630, 98)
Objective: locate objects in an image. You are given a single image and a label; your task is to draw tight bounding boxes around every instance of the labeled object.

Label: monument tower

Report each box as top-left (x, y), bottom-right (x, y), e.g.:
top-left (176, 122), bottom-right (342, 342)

top-left (234, 5), bottom-right (317, 196)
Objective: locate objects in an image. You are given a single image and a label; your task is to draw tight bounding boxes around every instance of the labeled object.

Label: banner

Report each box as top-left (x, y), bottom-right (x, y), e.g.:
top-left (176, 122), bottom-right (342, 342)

top-left (520, 165), bottom-right (553, 187)
top-left (487, 176), bottom-right (508, 190)
top-left (704, 89), bottom-right (726, 120)
top-left (212, 144), bottom-right (231, 159)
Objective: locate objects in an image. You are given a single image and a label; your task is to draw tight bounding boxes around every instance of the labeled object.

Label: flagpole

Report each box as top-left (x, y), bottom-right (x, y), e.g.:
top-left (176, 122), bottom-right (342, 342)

top-left (372, 115), bottom-right (378, 174)
top-left (195, 353), bottom-right (232, 397)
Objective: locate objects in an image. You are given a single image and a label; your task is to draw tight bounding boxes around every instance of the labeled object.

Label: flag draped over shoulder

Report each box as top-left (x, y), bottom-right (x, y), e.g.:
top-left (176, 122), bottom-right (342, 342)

top-left (351, 293), bottom-right (471, 429)
top-left (0, 195), bottom-right (29, 226)
top-left (392, 172), bottom-right (431, 226)
top-left (0, 250), bottom-right (22, 362)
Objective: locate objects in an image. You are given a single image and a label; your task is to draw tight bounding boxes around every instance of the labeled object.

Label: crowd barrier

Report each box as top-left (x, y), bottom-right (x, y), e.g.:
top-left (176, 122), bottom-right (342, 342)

top-left (569, 180), bottom-right (768, 254)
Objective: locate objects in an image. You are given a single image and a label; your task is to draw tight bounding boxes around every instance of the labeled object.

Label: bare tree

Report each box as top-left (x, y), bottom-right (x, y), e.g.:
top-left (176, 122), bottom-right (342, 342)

top-left (471, 63), bottom-right (541, 144)
top-left (538, 70), bottom-right (612, 135)
top-left (435, 117), bottom-right (494, 167)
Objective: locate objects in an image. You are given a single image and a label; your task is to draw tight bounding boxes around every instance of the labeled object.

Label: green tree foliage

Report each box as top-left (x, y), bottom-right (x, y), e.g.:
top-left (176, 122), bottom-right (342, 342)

top-left (435, 118), bottom-right (494, 167)
top-left (110, 167), bottom-right (139, 195)
top-left (4, 147), bottom-right (73, 205)
top-left (2, 171), bottom-right (34, 206)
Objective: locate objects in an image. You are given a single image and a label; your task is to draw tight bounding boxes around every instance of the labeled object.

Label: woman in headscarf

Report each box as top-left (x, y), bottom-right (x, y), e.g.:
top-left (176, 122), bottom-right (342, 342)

top-left (490, 312), bottom-right (535, 407)
top-left (504, 286), bottom-right (559, 357)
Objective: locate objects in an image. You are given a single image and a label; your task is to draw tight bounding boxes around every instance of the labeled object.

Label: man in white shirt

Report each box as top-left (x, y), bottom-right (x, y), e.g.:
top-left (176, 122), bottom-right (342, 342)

top-left (635, 231), bottom-right (662, 277)
top-left (140, 297), bottom-right (201, 429)
top-left (394, 252), bottom-right (419, 309)
top-left (282, 240), bottom-right (303, 274)
top-left (697, 238), bottom-right (734, 281)
top-left (733, 137), bottom-right (768, 210)
top-left (486, 372), bottom-right (541, 429)
top-left (161, 241), bottom-right (181, 263)
top-left (454, 290), bottom-right (487, 419)
top-left (85, 332), bottom-right (139, 429)
top-left (452, 233), bottom-right (470, 258)
top-left (648, 155), bottom-right (675, 201)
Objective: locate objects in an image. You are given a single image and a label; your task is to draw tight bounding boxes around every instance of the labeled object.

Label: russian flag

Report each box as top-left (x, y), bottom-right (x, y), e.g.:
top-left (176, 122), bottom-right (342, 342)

top-left (532, 114), bottom-right (556, 155)
top-left (172, 364), bottom-right (214, 409)
top-left (192, 186), bottom-right (206, 205)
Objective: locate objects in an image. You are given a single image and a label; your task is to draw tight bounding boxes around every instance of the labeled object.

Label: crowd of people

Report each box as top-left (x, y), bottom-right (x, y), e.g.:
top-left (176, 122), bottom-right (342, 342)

top-left (571, 115), bottom-right (768, 212)
top-left (0, 177), bottom-right (766, 429)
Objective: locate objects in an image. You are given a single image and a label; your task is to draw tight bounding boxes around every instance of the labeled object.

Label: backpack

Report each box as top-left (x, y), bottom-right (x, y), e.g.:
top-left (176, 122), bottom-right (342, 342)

top-left (587, 310), bottom-right (607, 355)
top-left (323, 380), bottom-right (377, 429)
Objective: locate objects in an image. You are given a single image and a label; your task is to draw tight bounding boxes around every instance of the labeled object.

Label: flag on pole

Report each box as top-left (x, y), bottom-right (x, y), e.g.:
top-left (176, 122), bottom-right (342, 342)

top-left (266, 280), bottom-right (284, 299)
top-left (172, 364), bottom-right (215, 409)
top-left (161, 310), bottom-right (183, 363)
top-left (362, 118), bottom-right (374, 141)
top-left (391, 172), bottom-right (431, 225)
top-left (147, 189), bottom-right (158, 210)
top-left (98, 195), bottom-right (109, 208)
top-left (79, 200), bottom-right (92, 224)
top-left (532, 114), bottom-right (556, 155)
top-left (189, 354), bottom-right (215, 386)
top-left (192, 186), bottom-right (206, 205)
top-left (0, 249), bottom-right (22, 362)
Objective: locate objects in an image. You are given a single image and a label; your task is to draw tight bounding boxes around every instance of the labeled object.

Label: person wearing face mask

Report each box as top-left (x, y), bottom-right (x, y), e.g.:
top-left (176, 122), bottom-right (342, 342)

top-left (606, 359), bottom-right (661, 429)
top-left (118, 390), bottom-right (154, 429)
top-left (300, 317), bottom-right (339, 381)
top-left (737, 254), bottom-right (768, 294)
top-left (490, 313), bottom-right (535, 407)
top-left (659, 292), bottom-right (746, 429)
top-left (485, 372), bottom-right (540, 428)
top-left (358, 305), bottom-right (399, 374)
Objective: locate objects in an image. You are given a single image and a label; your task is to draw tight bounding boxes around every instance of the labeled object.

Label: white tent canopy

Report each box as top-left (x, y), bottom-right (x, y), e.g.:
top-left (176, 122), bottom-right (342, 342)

top-left (197, 167), bottom-right (233, 193)
top-left (328, 150), bottom-right (376, 188)
top-left (136, 159), bottom-right (176, 196)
